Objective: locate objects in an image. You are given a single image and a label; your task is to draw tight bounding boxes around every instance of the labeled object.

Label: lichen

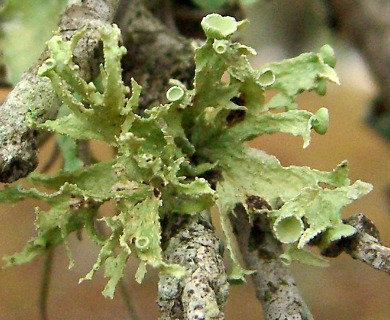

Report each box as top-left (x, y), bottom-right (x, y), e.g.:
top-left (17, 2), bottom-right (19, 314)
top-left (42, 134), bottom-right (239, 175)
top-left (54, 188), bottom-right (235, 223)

top-left (1, 14), bottom-right (372, 296)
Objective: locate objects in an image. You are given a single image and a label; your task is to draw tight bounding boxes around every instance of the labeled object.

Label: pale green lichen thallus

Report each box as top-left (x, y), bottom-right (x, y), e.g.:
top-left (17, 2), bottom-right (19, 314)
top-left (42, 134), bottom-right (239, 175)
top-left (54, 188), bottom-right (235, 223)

top-left (0, 15), bottom-right (372, 297)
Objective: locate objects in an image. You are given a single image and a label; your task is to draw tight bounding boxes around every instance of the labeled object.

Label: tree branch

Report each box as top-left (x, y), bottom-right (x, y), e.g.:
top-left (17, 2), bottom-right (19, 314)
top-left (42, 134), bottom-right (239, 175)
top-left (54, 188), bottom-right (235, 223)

top-left (231, 206), bottom-right (314, 320)
top-left (114, 0), bottom-right (195, 110)
top-left (158, 213), bottom-right (229, 320)
top-left (326, 0), bottom-right (390, 139)
top-left (321, 213), bottom-right (390, 275)
top-left (113, 5), bottom-right (232, 319)
top-left (0, 0), bottom-right (120, 183)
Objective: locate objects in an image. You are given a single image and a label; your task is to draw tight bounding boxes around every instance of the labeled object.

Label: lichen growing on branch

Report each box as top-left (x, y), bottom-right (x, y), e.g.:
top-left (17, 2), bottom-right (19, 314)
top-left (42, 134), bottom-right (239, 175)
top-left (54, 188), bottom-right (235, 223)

top-left (0, 14), bottom-right (372, 297)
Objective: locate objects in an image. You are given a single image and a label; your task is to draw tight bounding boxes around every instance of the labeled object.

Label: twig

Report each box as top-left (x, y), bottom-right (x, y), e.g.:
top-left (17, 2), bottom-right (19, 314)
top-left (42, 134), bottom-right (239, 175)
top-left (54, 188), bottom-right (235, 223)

top-left (39, 248), bottom-right (55, 320)
top-left (119, 280), bottom-right (140, 320)
top-left (0, 51), bottom-right (10, 87)
top-left (321, 213), bottom-right (390, 275)
top-left (158, 213), bottom-right (229, 320)
top-left (231, 206), bottom-right (314, 320)
top-left (77, 141), bottom-right (93, 166)
top-left (0, 0), bottom-right (120, 183)
top-left (40, 143), bottom-right (60, 173)
top-left (0, 72), bottom-right (57, 182)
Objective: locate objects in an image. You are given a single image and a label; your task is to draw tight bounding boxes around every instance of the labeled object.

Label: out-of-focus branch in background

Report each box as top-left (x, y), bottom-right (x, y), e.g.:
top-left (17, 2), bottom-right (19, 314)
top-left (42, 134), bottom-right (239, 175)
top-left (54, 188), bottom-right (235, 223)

top-left (326, 0), bottom-right (390, 140)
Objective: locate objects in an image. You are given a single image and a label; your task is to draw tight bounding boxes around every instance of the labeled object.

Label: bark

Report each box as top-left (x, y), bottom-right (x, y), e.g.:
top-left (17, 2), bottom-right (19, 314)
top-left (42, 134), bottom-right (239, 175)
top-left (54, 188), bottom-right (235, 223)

top-left (2, 1), bottom-right (389, 319)
top-left (158, 213), bottom-right (229, 320)
top-left (322, 213), bottom-right (390, 275)
top-left (71, 2), bottom-right (309, 317)
top-left (113, 0), bottom-right (243, 110)
top-left (231, 206), bottom-right (313, 320)
top-left (326, 0), bottom-right (390, 139)
top-left (114, 4), bottom-right (231, 318)
top-left (114, 0), bottom-right (195, 110)
top-left (0, 0), bottom-right (120, 183)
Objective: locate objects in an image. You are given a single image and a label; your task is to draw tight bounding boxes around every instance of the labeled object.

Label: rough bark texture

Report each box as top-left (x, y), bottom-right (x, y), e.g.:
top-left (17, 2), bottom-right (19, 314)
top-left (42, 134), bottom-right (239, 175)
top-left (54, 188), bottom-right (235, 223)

top-left (322, 213), bottom-right (390, 275)
top-left (114, 0), bottom-right (195, 110)
top-left (0, 0), bottom-right (120, 183)
top-left (326, 0), bottom-right (390, 139)
top-left (231, 206), bottom-right (314, 320)
top-left (158, 214), bottom-right (229, 320)
top-left (0, 73), bottom-right (57, 182)
top-left (2, 1), bottom-right (390, 319)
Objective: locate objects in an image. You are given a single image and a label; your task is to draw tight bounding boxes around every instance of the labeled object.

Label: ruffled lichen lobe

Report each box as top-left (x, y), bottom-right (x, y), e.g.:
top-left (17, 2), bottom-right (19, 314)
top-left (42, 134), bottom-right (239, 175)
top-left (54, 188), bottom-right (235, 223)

top-left (0, 14), bottom-right (372, 297)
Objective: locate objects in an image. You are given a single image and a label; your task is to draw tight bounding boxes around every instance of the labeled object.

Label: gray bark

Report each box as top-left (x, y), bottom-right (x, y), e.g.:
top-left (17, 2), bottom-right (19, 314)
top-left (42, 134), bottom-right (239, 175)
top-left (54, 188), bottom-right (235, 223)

top-left (115, 0), bottom-right (195, 110)
top-left (158, 214), bottom-right (229, 320)
top-left (3, 1), bottom-right (389, 319)
top-left (231, 206), bottom-right (314, 320)
top-left (0, 0), bottom-right (120, 182)
top-left (322, 213), bottom-right (390, 275)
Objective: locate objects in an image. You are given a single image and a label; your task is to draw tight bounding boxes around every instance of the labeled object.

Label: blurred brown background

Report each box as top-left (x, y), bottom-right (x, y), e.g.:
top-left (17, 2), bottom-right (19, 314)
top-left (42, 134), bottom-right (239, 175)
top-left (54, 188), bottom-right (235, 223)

top-left (1, 1), bottom-right (390, 319)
